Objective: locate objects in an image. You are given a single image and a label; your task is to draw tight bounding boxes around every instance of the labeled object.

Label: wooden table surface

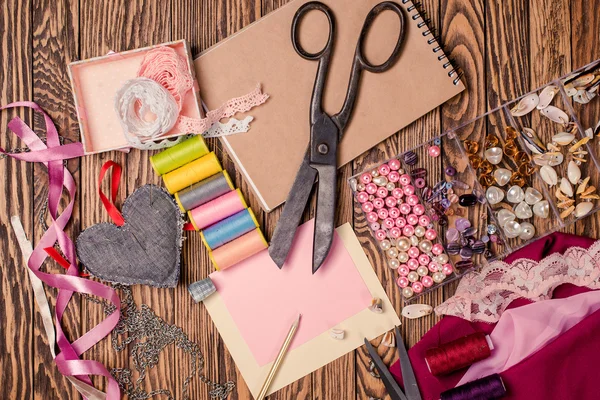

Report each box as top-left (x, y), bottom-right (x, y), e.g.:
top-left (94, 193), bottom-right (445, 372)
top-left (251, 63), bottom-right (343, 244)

top-left (1, 0), bottom-right (599, 399)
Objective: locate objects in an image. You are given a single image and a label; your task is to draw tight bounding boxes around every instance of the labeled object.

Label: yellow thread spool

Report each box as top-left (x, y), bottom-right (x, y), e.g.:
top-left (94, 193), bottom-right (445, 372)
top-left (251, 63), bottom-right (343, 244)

top-left (209, 228), bottom-right (268, 271)
top-left (163, 152), bottom-right (222, 194)
top-left (150, 135), bottom-right (210, 176)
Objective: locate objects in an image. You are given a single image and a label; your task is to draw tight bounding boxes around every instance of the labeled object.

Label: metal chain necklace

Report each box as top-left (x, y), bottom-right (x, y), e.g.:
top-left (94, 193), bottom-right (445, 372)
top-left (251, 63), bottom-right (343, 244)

top-left (86, 285), bottom-right (234, 400)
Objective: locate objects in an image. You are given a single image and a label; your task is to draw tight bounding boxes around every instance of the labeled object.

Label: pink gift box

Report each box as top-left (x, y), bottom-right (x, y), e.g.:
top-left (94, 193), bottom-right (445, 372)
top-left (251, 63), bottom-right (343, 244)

top-left (68, 40), bottom-right (202, 154)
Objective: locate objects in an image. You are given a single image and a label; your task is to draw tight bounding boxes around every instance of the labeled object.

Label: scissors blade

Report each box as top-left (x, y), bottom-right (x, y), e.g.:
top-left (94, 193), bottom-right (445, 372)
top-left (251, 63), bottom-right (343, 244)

top-left (311, 163), bottom-right (336, 273)
top-left (396, 326), bottom-right (421, 400)
top-left (269, 149), bottom-right (317, 268)
top-left (363, 338), bottom-right (408, 400)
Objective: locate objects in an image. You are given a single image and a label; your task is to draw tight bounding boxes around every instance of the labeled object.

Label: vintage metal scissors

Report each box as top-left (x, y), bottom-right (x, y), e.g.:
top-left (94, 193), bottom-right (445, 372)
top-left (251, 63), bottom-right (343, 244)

top-left (364, 326), bottom-right (422, 400)
top-left (269, 1), bottom-right (406, 273)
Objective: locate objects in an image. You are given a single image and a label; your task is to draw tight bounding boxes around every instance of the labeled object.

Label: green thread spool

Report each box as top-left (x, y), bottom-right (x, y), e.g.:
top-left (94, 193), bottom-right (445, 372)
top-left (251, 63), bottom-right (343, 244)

top-left (150, 135), bottom-right (209, 176)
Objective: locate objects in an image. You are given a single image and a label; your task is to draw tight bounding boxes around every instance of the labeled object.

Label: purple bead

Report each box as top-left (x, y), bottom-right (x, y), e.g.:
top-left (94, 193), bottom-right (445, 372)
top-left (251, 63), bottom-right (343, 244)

top-left (451, 180), bottom-right (470, 190)
top-left (446, 242), bottom-right (461, 255)
top-left (463, 227), bottom-right (478, 237)
top-left (459, 246), bottom-right (473, 259)
top-left (472, 240), bottom-right (486, 254)
top-left (455, 218), bottom-right (471, 232)
top-left (441, 198), bottom-right (451, 209)
top-left (411, 167), bottom-right (427, 178)
top-left (490, 234), bottom-right (498, 243)
top-left (456, 260), bottom-right (474, 269)
top-left (481, 235), bottom-right (490, 243)
top-left (446, 227), bottom-right (460, 242)
top-left (458, 194), bottom-right (477, 207)
top-left (445, 166), bottom-right (457, 176)
top-left (415, 178), bottom-right (426, 188)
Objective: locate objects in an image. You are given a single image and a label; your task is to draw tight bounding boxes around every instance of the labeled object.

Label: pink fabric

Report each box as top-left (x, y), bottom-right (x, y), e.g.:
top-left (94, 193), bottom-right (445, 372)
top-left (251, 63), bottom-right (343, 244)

top-left (2, 102), bottom-right (121, 399)
top-left (390, 232), bottom-right (599, 400)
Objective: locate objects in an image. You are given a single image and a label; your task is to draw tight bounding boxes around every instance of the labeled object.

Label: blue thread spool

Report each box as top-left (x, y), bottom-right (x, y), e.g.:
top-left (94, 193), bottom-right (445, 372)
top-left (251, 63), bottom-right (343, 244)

top-left (201, 208), bottom-right (260, 250)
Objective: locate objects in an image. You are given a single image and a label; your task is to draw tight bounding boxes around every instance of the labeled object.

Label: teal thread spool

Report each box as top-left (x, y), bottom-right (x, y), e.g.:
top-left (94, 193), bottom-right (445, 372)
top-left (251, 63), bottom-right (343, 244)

top-left (201, 208), bottom-right (259, 250)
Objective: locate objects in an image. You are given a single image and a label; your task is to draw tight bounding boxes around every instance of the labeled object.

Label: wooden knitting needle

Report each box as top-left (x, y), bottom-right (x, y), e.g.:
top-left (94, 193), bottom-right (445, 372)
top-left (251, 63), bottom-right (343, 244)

top-left (257, 313), bottom-right (302, 400)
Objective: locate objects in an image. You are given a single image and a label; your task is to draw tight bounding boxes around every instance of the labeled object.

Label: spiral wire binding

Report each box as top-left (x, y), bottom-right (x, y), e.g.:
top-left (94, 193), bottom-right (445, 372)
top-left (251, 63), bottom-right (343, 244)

top-left (402, 0), bottom-right (463, 85)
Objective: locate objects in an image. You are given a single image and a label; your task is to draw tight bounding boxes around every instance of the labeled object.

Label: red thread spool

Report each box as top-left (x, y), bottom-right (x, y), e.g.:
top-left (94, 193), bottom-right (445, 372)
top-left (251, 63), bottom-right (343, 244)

top-left (425, 332), bottom-right (493, 376)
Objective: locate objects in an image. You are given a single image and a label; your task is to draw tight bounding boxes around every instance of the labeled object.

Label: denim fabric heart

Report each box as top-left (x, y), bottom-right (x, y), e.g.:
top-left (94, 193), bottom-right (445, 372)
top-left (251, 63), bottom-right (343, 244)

top-left (76, 184), bottom-right (183, 288)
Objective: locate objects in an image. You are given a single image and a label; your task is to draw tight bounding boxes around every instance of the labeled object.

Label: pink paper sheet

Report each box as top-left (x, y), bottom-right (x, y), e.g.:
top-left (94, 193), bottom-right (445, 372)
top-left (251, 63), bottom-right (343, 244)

top-left (210, 220), bottom-right (373, 366)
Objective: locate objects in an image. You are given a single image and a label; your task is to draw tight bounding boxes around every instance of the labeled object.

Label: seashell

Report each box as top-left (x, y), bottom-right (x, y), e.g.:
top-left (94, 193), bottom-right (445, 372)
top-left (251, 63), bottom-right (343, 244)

top-left (570, 73), bottom-right (596, 88)
top-left (557, 199), bottom-right (575, 209)
top-left (496, 209), bottom-right (517, 226)
top-left (514, 201), bottom-right (533, 219)
top-left (574, 202), bottom-right (594, 218)
top-left (560, 177), bottom-right (574, 197)
top-left (567, 161), bottom-right (581, 185)
top-left (533, 152), bottom-right (563, 167)
top-left (503, 220), bottom-right (523, 239)
top-left (537, 85), bottom-right (559, 109)
top-left (493, 168), bottom-right (512, 186)
top-left (511, 93), bottom-right (539, 116)
top-left (581, 194), bottom-right (600, 200)
top-left (401, 304), bottom-right (433, 320)
top-left (540, 165), bottom-right (558, 186)
top-left (574, 89), bottom-right (597, 104)
top-left (547, 143), bottom-right (561, 152)
top-left (540, 105), bottom-right (569, 124)
top-left (569, 137), bottom-right (591, 153)
top-left (520, 128), bottom-right (546, 154)
top-left (560, 205), bottom-right (575, 219)
top-left (484, 147), bottom-right (503, 165)
top-left (369, 298), bottom-right (383, 314)
top-left (519, 222), bottom-right (536, 240)
top-left (552, 132), bottom-right (575, 146)
top-left (486, 186), bottom-right (505, 205)
top-left (381, 330), bottom-right (396, 347)
top-left (533, 200), bottom-right (550, 218)
top-left (564, 84), bottom-right (578, 97)
top-left (525, 187), bottom-right (543, 205)
top-left (577, 177), bottom-right (591, 194)
top-left (330, 328), bottom-right (345, 340)
top-left (555, 188), bottom-right (570, 202)
top-left (506, 185), bottom-right (525, 203)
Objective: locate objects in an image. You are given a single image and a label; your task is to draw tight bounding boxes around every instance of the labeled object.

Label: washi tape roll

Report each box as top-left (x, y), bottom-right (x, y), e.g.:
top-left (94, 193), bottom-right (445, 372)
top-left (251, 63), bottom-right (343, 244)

top-left (150, 135), bottom-right (210, 175)
top-left (188, 189), bottom-right (247, 231)
top-left (163, 151), bottom-right (222, 194)
top-left (209, 228), bottom-right (268, 271)
top-left (201, 208), bottom-right (260, 250)
top-left (175, 170), bottom-right (234, 212)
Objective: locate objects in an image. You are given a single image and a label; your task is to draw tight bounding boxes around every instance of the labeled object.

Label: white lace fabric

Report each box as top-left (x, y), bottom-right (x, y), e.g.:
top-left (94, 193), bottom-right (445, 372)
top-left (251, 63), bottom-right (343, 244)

top-left (435, 241), bottom-right (600, 322)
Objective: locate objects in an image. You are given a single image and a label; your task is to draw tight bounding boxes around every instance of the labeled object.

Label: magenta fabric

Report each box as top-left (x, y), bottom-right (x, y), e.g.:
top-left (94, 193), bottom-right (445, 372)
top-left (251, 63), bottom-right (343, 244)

top-left (391, 232), bottom-right (598, 400)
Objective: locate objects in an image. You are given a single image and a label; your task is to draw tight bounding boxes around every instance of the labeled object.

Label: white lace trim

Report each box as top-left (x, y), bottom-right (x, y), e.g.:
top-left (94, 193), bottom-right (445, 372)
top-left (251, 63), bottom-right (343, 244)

top-left (203, 116), bottom-right (254, 138)
top-left (435, 240), bottom-right (600, 322)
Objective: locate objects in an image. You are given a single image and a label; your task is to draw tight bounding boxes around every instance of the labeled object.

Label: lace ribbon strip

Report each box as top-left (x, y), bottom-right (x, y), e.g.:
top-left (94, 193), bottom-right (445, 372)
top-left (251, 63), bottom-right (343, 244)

top-left (1, 101), bottom-right (121, 399)
top-left (435, 241), bottom-right (600, 322)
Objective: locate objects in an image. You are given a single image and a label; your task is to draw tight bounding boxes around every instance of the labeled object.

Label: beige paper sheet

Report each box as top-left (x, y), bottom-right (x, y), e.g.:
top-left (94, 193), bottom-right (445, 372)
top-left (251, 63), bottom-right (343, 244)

top-left (195, 0), bottom-right (465, 211)
top-left (203, 223), bottom-right (400, 398)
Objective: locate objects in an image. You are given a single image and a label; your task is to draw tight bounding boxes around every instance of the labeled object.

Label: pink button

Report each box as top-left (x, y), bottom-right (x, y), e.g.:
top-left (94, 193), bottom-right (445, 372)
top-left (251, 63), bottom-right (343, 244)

top-left (421, 275), bottom-right (434, 287)
top-left (365, 183), bottom-right (377, 194)
top-left (406, 214), bottom-right (419, 226)
top-left (389, 159), bottom-right (401, 170)
top-left (388, 207), bottom-right (400, 218)
top-left (373, 198), bottom-right (385, 209)
top-left (418, 215), bottom-right (431, 226)
top-left (383, 218), bottom-right (395, 229)
top-left (360, 173), bottom-right (372, 184)
top-left (412, 204), bottom-right (425, 216)
top-left (425, 228), bottom-right (437, 240)
top-left (418, 253), bottom-right (430, 266)
top-left (397, 276), bottom-right (409, 288)
top-left (432, 243), bottom-right (444, 255)
top-left (361, 201), bottom-right (374, 213)
top-left (395, 217), bottom-right (406, 228)
top-left (403, 185), bottom-right (415, 196)
top-left (377, 208), bottom-right (389, 220)
top-left (378, 164), bottom-right (390, 176)
top-left (388, 171), bottom-right (400, 182)
top-left (402, 225), bottom-right (415, 237)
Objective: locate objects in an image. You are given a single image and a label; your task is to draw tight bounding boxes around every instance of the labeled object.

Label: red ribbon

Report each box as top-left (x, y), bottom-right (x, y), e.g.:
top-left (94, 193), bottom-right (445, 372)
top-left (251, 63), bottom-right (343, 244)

top-left (98, 161), bottom-right (125, 226)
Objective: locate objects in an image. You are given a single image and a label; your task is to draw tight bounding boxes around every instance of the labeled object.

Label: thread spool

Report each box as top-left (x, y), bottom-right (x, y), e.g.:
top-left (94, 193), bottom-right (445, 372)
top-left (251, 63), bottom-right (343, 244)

top-left (440, 374), bottom-right (506, 400)
top-left (425, 332), bottom-right (493, 376)
top-left (188, 189), bottom-right (247, 231)
top-left (175, 171), bottom-right (234, 212)
top-left (162, 152), bottom-right (222, 194)
top-left (201, 208), bottom-right (260, 250)
top-left (150, 135), bottom-right (210, 175)
top-left (209, 228), bottom-right (268, 271)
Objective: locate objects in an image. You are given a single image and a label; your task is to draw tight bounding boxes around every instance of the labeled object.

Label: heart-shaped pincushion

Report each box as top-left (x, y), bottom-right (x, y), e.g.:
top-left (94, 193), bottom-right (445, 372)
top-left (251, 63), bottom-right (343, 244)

top-left (77, 184), bottom-right (183, 288)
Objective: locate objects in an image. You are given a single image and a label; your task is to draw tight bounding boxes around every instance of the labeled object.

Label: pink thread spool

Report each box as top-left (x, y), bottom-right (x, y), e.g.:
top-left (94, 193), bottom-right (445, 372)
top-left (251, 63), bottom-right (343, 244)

top-left (188, 189), bottom-right (246, 231)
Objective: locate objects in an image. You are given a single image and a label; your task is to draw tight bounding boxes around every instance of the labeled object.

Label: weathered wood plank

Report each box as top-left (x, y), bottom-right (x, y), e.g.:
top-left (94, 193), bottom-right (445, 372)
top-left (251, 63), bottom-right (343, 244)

top-left (0, 1), bottom-right (34, 399)
top-left (31, 0), bottom-right (80, 398)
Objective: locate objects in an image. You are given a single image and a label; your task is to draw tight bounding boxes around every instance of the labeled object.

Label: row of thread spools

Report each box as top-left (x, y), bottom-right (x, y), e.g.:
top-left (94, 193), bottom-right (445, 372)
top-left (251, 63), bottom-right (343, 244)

top-left (151, 135), bottom-right (267, 271)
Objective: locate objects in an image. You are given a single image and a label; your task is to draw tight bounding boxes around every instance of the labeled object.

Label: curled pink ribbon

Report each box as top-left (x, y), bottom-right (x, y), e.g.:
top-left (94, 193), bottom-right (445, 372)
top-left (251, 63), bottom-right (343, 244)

top-left (1, 101), bottom-right (121, 399)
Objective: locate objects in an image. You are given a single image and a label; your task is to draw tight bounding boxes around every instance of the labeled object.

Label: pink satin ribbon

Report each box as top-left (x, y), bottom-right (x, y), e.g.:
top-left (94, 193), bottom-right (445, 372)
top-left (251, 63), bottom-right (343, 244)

top-left (2, 101), bottom-right (121, 399)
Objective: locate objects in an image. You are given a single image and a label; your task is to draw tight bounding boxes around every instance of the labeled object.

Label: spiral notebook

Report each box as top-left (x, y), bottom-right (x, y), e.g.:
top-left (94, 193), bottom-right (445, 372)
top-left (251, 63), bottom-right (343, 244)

top-left (195, 0), bottom-right (464, 212)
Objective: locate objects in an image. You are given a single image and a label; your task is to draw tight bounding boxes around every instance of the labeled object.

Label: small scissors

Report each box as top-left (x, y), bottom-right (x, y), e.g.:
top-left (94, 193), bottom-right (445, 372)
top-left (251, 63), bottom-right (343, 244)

top-left (269, 1), bottom-right (406, 273)
top-left (364, 326), bottom-right (422, 400)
